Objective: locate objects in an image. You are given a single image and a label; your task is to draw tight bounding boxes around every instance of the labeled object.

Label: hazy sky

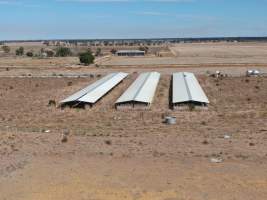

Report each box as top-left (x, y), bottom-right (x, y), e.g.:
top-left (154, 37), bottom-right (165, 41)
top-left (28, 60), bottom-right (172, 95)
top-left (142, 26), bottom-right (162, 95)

top-left (0, 0), bottom-right (267, 40)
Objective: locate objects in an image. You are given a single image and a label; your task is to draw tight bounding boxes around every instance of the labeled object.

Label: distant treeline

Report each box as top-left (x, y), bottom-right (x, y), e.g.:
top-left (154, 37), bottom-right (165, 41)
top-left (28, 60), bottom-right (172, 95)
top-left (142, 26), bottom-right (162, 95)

top-left (2, 37), bottom-right (267, 44)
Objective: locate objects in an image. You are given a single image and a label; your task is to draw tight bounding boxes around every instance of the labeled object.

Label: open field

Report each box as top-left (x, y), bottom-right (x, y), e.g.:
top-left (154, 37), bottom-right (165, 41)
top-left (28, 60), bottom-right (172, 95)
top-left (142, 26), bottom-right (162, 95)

top-left (1, 41), bottom-right (168, 57)
top-left (0, 42), bottom-right (267, 200)
top-left (2, 42), bottom-right (267, 69)
top-left (102, 42), bottom-right (267, 66)
top-left (0, 74), bottom-right (267, 200)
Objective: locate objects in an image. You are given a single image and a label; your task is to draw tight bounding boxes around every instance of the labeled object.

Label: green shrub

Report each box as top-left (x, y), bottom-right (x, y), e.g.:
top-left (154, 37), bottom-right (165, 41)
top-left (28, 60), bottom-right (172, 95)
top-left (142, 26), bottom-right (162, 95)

top-left (26, 51), bottom-right (33, 57)
top-left (55, 47), bottom-right (72, 57)
top-left (1, 45), bottom-right (10, 53)
top-left (15, 47), bottom-right (24, 56)
top-left (46, 50), bottom-right (55, 57)
top-left (79, 51), bottom-right (95, 66)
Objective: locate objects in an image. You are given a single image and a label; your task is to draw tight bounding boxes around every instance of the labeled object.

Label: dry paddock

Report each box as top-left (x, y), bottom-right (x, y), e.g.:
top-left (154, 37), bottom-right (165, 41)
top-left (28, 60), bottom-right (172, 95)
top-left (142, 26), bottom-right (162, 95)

top-left (0, 74), bottom-right (267, 160)
top-left (1, 74), bottom-right (267, 200)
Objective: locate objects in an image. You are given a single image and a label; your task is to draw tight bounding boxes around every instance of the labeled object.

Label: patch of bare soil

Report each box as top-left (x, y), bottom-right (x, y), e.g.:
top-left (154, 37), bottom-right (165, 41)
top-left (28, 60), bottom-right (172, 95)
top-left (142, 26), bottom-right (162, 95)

top-left (0, 74), bottom-right (267, 200)
top-left (102, 42), bottom-right (267, 67)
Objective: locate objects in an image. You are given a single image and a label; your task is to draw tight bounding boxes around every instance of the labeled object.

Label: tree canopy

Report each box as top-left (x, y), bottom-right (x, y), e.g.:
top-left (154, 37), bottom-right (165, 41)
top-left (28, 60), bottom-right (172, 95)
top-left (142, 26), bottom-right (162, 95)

top-left (16, 47), bottom-right (24, 56)
top-left (79, 51), bottom-right (95, 66)
top-left (1, 46), bottom-right (10, 53)
top-left (55, 47), bottom-right (72, 57)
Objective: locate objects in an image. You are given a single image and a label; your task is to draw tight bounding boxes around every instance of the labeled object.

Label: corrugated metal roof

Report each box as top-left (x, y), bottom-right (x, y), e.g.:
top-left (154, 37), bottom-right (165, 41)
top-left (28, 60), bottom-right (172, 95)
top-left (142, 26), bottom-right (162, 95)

top-left (61, 72), bottom-right (128, 104)
top-left (116, 72), bottom-right (160, 104)
top-left (172, 72), bottom-right (209, 104)
top-left (117, 50), bottom-right (145, 53)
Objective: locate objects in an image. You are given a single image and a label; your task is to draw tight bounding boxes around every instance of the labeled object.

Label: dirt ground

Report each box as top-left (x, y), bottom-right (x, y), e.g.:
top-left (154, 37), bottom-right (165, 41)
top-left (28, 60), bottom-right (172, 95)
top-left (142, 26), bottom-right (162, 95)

top-left (102, 42), bottom-right (267, 66)
top-left (1, 74), bottom-right (267, 200)
top-left (0, 42), bottom-right (267, 200)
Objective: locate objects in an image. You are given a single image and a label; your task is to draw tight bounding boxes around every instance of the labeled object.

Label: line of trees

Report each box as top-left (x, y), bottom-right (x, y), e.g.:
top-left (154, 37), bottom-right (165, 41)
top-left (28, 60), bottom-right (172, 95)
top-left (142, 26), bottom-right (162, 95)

top-left (1, 45), bottom-right (98, 66)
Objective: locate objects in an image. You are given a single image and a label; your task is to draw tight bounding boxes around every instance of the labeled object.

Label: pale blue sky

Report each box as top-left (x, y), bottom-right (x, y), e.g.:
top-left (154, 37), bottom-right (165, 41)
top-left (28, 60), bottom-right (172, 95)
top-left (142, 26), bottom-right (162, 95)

top-left (0, 0), bottom-right (267, 40)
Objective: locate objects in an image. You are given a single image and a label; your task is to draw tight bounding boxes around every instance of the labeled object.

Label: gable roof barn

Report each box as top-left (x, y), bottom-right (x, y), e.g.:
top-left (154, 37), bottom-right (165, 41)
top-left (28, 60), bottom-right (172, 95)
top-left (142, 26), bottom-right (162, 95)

top-left (172, 72), bottom-right (209, 106)
top-left (116, 50), bottom-right (145, 56)
top-left (61, 72), bottom-right (128, 106)
top-left (116, 72), bottom-right (160, 107)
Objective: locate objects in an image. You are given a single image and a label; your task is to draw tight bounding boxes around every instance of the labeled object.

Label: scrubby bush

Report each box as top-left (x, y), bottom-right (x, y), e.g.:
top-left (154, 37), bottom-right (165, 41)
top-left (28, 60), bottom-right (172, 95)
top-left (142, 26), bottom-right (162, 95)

top-left (55, 47), bottom-right (72, 57)
top-left (79, 51), bottom-right (95, 66)
top-left (40, 48), bottom-right (55, 57)
top-left (1, 45), bottom-right (10, 53)
top-left (15, 47), bottom-right (24, 56)
top-left (26, 51), bottom-right (33, 57)
top-left (46, 50), bottom-right (55, 57)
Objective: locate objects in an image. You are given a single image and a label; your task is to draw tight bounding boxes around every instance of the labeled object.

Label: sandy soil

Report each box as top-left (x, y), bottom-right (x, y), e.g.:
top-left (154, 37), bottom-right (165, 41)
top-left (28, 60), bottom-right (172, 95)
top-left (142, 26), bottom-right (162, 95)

top-left (0, 42), bottom-right (267, 200)
top-left (0, 56), bottom-right (79, 68)
top-left (102, 42), bottom-right (267, 66)
top-left (0, 74), bottom-right (267, 200)
top-left (2, 42), bottom-right (267, 70)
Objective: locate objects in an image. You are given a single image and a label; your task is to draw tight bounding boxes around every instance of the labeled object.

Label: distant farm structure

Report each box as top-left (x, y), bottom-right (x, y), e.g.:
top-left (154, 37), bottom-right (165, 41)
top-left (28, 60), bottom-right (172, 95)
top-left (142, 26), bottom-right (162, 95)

top-left (116, 50), bottom-right (145, 57)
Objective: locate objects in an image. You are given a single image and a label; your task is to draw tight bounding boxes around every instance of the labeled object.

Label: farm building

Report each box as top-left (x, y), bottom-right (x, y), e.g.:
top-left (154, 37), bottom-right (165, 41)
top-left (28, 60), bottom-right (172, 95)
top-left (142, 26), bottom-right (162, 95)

top-left (172, 72), bottom-right (209, 109)
top-left (116, 50), bottom-right (145, 56)
top-left (115, 72), bottom-right (160, 109)
top-left (61, 72), bottom-right (128, 107)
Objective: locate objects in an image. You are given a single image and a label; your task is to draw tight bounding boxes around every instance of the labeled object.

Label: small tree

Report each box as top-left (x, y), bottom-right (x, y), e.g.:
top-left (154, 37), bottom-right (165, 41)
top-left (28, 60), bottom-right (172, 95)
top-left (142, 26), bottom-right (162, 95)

top-left (79, 51), bottom-right (95, 66)
top-left (110, 48), bottom-right (117, 55)
top-left (26, 51), bottom-right (33, 57)
top-left (16, 47), bottom-right (24, 56)
top-left (46, 50), bottom-right (55, 57)
top-left (2, 45), bottom-right (11, 53)
top-left (55, 47), bottom-right (72, 57)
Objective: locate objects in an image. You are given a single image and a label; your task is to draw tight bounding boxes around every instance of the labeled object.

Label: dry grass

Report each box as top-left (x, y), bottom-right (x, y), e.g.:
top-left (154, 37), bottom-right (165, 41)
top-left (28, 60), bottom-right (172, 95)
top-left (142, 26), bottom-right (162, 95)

top-left (102, 42), bottom-right (267, 66)
top-left (0, 75), bottom-right (266, 157)
top-left (1, 42), bottom-right (267, 200)
top-left (0, 74), bottom-right (267, 200)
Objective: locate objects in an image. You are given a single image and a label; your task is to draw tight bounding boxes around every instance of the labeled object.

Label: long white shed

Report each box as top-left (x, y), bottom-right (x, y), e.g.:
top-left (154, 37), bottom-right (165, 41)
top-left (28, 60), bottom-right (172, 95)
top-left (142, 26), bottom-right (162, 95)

top-left (172, 72), bottom-right (209, 108)
top-left (116, 72), bottom-right (160, 108)
top-left (61, 72), bottom-right (128, 106)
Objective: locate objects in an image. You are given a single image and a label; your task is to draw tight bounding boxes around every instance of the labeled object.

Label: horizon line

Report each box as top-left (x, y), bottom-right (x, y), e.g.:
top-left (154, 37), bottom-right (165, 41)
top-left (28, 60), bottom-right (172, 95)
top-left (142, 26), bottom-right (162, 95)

top-left (2, 36), bottom-right (267, 42)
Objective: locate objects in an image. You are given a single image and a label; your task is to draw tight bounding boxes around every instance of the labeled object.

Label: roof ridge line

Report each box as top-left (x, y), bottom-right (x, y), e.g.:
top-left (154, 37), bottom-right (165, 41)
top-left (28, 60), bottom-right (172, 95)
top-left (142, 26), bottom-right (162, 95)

top-left (183, 72), bottom-right (192, 101)
top-left (133, 72), bottom-right (153, 101)
top-left (78, 73), bottom-right (119, 100)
